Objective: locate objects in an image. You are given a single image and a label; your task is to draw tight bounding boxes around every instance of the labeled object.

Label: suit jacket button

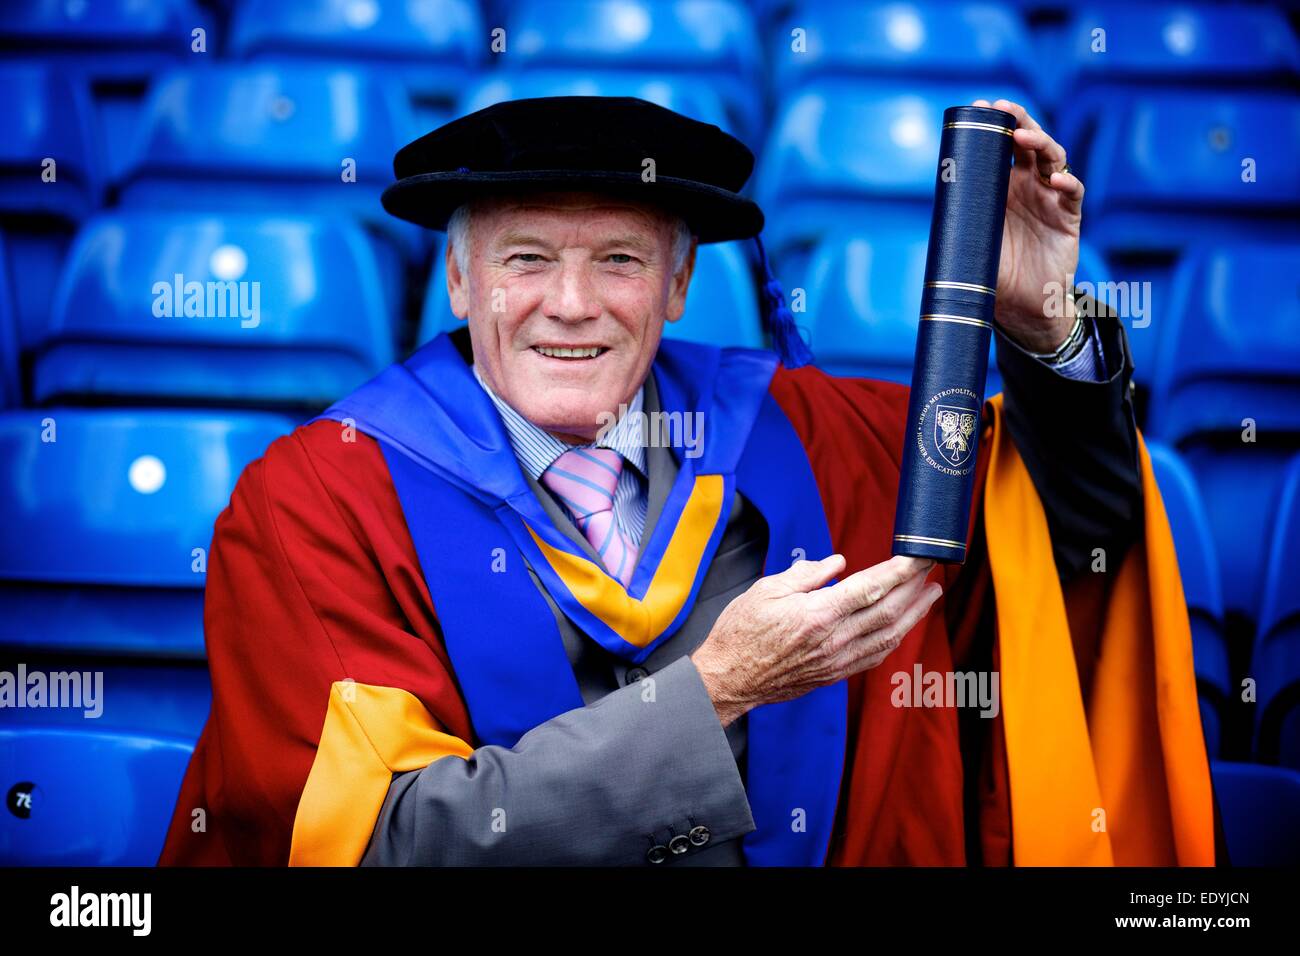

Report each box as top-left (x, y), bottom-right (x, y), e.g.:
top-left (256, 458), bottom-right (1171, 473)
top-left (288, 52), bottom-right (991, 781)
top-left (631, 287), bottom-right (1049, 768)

top-left (689, 825), bottom-right (710, 847)
top-left (625, 666), bottom-right (650, 685)
top-left (668, 834), bottom-right (691, 855)
top-left (646, 844), bottom-right (669, 864)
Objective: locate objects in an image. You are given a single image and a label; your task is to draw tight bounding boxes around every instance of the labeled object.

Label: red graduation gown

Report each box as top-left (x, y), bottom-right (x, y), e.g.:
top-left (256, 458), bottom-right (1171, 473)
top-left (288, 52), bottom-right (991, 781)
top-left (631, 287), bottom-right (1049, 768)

top-left (158, 365), bottom-right (1213, 866)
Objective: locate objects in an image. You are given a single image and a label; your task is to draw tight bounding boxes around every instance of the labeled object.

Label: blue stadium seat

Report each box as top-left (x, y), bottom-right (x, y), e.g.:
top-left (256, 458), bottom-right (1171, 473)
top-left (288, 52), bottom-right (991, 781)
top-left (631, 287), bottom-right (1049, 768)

top-left (1048, 4), bottom-right (1300, 118)
top-left (794, 227), bottom-right (1003, 395)
top-left (1149, 244), bottom-right (1300, 619)
top-left (770, 1), bottom-right (1033, 89)
top-left (1062, 89), bottom-right (1298, 386)
top-left (0, 0), bottom-right (204, 78)
top-left (0, 727), bottom-right (195, 865)
top-left (116, 64), bottom-right (419, 261)
top-left (1147, 441), bottom-right (1229, 758)
top-left (503, 0), bottom-right (765, 143)
top-left (0, 65), bottom-right (99, 350)
top-left (1211, 761), bottom-right (1300, 865)
top-left (1255, 452), bottom-right (1300, 768)
top-left (0, 64), bottom-right (98, 222)
top-left (0, 233), bottom-right (19, 407)
top-left (0, 408), bottom-right (295, 657)
top-left (1081, 91), bottom-right (1300, 255)
top-left (34, 211), bottom-right (395, 407)
top-left (418, 237), bottom-right (762, 349)
top-left (1149, 244), bottom-right (1300, 444)
top-left (459, 71), bottom-right (738, 141)
top-left (228, 0), bottom-right (484, 132)
top-left (756, 79), bottom-right (1039, 260)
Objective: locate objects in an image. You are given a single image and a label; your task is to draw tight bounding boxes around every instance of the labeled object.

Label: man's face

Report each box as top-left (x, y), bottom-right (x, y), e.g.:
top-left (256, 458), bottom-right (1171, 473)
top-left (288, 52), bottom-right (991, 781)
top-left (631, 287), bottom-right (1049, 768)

top-left (446, 190), bottom-right (696, 442)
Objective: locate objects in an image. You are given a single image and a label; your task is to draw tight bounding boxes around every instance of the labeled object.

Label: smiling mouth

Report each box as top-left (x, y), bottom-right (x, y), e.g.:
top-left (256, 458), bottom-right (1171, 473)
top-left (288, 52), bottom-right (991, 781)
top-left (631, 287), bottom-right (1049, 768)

top-left (532, 346), bottom-right (608, 360)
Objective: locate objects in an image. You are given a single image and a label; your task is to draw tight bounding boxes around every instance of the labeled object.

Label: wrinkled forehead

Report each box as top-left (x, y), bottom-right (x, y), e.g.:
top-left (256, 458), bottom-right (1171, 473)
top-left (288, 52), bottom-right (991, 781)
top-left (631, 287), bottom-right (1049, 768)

top-left (470, 189), bottom-right (677, 242)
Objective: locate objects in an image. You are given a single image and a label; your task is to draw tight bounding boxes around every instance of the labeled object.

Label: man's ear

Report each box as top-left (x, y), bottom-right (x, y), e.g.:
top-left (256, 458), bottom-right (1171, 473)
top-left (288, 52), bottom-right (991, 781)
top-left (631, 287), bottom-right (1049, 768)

top-left (445, 240), bottom-right (471, 321)
top-left (665, 236), bottom-right (698, 325)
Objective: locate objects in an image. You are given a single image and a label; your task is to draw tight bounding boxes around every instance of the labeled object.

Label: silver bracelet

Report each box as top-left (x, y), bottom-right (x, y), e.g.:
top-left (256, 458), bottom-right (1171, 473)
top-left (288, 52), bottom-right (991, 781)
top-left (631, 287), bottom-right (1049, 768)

top-left (1026, 314), bottom-right (1085, 363)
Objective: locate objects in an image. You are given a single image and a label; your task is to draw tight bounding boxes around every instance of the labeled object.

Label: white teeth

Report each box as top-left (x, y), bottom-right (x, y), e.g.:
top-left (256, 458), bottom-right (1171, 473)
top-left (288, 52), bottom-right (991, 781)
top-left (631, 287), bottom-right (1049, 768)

top-left (534, 346), bottom-right (602, 359)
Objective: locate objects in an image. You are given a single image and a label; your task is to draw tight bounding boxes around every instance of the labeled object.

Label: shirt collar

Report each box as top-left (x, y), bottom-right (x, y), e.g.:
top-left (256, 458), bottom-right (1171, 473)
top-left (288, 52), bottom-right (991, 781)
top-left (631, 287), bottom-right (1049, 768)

top-left (472, 363), bottom-right (647, 482)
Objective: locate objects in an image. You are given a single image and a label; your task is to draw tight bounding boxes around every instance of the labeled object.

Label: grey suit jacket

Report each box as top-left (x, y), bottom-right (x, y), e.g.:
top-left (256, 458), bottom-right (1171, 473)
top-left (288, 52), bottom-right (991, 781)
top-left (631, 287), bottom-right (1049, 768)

top-left (361, 305), bottom-right (1142, 866)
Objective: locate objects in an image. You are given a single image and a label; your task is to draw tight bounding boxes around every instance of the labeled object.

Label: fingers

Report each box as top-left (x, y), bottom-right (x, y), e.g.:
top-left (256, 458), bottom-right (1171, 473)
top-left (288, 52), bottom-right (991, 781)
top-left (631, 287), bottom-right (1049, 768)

top-left (1049, 168), bottom-right (1085, 205)
top-left (850, 581), bottom-right (944, 673)
top-left (972, 98), bottom-right (1070, 186)
top-left (773, 553), bottom-right (847, 594)
top-left (815, 554), bottom-right (933, 618)
top-left (991, 98), bottom-right (1041, 133)
top-left (836, 562), bottom-right (932, 638)
top-left (1013, 126), bottom-right (1066, 181)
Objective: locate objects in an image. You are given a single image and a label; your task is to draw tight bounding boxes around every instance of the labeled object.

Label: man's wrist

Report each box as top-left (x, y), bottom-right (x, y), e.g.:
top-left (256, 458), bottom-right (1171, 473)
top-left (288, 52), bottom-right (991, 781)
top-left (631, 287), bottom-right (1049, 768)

top-left (995, 280), bottom-right (1079, 353)
top-left (689, 650), bottom-right (747, 729)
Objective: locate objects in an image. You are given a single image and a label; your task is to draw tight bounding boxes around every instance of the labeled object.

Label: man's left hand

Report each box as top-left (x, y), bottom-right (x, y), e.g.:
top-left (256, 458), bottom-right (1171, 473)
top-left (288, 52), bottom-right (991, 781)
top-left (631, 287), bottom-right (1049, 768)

top-left (973, 98), bottom-right (1084, 354)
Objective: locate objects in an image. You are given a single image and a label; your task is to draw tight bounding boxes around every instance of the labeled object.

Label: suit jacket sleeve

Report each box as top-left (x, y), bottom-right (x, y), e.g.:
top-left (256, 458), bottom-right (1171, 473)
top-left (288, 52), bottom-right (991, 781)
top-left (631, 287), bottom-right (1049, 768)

top-left (360, 654), bottom-right (754, 865)
top-left (992, 294), bottom-right (1142, 580)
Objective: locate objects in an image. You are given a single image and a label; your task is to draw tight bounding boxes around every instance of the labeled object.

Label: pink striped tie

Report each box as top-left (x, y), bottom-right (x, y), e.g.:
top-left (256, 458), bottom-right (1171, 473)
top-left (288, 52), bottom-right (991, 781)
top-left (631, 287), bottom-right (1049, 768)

top-left (541, 447), bottom-right (639, 587)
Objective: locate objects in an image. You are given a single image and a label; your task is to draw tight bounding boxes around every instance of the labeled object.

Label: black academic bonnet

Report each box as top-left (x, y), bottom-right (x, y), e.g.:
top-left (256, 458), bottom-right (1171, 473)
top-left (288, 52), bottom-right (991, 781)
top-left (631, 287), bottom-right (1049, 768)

top-left (380, 95), bottom-right (765, 243)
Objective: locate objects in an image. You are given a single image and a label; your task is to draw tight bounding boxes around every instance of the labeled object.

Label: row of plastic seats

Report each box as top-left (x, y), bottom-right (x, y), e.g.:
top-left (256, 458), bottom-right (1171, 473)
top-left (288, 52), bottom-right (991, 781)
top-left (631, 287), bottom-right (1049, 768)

top-left (765, 1), bottom-right (1300, 114)
top-left (6, 1), bottom-right (1297, 102)
top-left (5, 217), bottom-right (1294, 417)
top-left (0, 402), bottom-right (285, 863)
top-left (8, 30), bottom-right (1296, 224)
top-left (1152, 442), bottom-right (1300, 768)
top-left (24, 212), bottom-right (395, 410)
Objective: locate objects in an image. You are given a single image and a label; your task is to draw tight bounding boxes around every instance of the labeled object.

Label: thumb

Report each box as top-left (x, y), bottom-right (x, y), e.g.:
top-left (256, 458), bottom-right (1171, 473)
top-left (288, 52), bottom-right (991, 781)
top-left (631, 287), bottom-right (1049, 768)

top-left (773, 553), bottom-right (846, 594)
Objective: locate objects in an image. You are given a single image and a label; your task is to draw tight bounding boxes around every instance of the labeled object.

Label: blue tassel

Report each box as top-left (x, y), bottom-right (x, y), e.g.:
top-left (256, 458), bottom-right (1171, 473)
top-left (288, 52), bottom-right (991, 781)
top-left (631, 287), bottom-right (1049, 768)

top-left (752, 234), bottom-right (814, 369)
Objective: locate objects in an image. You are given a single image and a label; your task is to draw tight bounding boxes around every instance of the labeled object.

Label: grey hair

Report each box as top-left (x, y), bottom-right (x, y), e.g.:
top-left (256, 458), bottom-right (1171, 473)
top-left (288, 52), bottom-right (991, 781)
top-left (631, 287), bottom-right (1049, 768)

top-left (446, 200), bottom-right (695, 280)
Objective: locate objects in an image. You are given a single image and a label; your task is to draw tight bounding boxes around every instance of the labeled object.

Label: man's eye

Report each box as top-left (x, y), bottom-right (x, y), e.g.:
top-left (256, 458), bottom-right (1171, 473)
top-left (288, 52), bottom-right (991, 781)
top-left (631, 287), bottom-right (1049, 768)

top-left (512, 253), bottom-right (544, 263)
top-left (607, 254), bottom-right (635, 264)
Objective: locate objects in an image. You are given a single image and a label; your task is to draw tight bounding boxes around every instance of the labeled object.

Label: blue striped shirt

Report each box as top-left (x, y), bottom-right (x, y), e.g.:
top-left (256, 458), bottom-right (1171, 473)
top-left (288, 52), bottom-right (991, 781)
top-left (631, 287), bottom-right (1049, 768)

top-left (472, 364), bottom-right (650, 547)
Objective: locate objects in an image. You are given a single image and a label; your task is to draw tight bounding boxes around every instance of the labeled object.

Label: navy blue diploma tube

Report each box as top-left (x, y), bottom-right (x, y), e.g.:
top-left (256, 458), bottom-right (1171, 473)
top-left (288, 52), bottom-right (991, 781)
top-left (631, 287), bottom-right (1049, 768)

top-left (892, 106), bottom-right (1016, 564)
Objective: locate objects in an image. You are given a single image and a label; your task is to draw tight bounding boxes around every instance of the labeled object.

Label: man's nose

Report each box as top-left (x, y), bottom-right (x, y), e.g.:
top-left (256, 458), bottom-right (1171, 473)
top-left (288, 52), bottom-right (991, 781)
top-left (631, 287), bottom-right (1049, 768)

top-left (542, 258), bottom-right (602, 324)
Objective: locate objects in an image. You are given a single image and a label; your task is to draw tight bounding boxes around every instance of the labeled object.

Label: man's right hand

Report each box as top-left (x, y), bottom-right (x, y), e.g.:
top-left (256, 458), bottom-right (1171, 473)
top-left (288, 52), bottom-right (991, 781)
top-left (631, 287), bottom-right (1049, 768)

top-left (689, 554), bottom-right (942, 727)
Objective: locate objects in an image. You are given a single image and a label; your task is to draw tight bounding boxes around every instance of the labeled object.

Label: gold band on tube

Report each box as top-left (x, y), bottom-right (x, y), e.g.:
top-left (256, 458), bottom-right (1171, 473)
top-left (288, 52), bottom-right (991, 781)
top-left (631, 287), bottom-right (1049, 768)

top-left (894, 534), bottom-right (967, 549)
top-left (920, 314), bottom-right (992, 329)
top-left (943, 121), bottom-right (1014, 137)
top-left (925, 280), bottom-right (997, 296)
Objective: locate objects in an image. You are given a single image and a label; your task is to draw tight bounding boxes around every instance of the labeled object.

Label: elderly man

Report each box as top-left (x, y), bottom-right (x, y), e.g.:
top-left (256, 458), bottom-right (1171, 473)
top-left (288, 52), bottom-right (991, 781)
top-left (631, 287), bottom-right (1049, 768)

top-left (160, 96), bottom-right (1215, 867)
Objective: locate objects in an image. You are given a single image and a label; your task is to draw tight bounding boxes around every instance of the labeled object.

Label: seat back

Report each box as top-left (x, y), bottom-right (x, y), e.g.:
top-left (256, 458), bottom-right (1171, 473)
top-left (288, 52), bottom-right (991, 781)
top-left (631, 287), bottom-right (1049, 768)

top-left (1148, 244), bottom-right (1300, 443)
top-left (1211, 761), bottom-right (1300, 865)
top-left (35, 212), bottom-right (394, 407)
top-left (0, 408), bottom-right (293, 657)
top-left (1147, 441), bottom-right (1229, 756)
top-left (0, 727), bottom-right (195, 865)
top-left (1255, 452), bottom-right (1300, 768)
top-left (769, 1), bottom-right (1032, 89)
